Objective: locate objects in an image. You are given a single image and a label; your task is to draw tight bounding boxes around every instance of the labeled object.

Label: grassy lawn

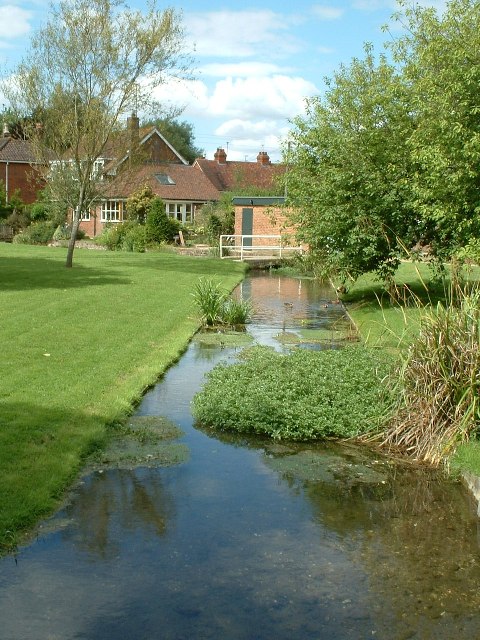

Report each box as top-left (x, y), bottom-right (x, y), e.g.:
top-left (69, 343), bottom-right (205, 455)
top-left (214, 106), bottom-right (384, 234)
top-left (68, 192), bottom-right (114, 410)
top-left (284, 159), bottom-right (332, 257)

top-left (345, 261), bottom-right (480, 475)
top-left (0, 243), bottom-right (246, 549)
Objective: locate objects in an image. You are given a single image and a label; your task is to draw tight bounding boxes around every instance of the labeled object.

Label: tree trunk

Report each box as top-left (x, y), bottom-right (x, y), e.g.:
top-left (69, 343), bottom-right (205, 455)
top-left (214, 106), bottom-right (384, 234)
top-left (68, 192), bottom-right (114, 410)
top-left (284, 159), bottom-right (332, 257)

top-left (65, 207), bottom-right (82, 268)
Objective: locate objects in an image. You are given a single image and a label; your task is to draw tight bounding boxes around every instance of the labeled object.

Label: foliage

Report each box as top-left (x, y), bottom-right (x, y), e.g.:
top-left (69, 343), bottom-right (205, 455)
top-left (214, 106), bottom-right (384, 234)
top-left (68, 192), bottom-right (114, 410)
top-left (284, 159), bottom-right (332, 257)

top-left (4, 0), bottom-right (190, 267)
top-left (390, 0), bottom-right (480, 257)
top-left (286, 47), bottom-right (418, 284)
top-left (220, 297), bottom-right (253, 326)
top-left (145, 198), bottom-right (180, 244)
top-left (195, 193), bottom-right (235, 245)
top-left (12, 221), bottom-right (56, 244)
top-left (52, 224), bottom-right (86, 242)
top-left (0, 243), bottom-right (245, 548)
top-left (192, 277), bottom-right (253, 327)
top-left (374, 289), bottom-right (480, 465)
top-left (192, 346), bottom-right (394, 440)
top-left (285, 0), bottom-right (480, 284)
top-left (192, 278), bottom-right (227, 326)
top-left (147, 118), bottom-right (204, 163)
top-left (125, 185), bottom-right (156, 224)
top-left (95, 220), bottom-right (145, 252)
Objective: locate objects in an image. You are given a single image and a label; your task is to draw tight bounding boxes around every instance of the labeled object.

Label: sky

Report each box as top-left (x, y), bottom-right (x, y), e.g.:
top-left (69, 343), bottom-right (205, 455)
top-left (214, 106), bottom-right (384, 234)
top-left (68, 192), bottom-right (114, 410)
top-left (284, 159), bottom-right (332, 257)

top-left (0, 0), bottom-right (447, 162)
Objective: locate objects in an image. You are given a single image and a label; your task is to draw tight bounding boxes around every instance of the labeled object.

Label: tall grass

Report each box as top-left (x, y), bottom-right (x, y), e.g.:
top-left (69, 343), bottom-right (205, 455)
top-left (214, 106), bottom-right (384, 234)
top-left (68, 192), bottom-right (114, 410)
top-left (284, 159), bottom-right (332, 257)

top-left (361, 281), bottom-right (480, 465)
top-left (192, 277), bottom-right (252, 327)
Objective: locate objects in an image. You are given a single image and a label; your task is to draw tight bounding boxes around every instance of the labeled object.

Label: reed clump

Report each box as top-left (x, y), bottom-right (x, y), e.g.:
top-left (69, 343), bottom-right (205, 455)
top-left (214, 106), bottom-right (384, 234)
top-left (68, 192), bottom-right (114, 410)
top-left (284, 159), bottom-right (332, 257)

top-left (193, 277), bottom-right (252, 327)
top-left (377, 287), bottom-right (480, 465)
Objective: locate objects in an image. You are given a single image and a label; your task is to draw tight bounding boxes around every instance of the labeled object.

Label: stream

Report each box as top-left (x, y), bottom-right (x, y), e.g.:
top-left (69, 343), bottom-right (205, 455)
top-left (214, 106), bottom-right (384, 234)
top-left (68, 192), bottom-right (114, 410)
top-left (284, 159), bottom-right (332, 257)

top-left (0, 272), bottom-right (479, 640)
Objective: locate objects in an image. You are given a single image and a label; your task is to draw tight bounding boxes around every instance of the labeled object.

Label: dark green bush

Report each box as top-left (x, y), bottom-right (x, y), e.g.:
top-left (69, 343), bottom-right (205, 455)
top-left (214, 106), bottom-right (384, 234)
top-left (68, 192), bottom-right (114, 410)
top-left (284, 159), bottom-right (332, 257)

top-left (146, 198), bottom-right (180, 244)
top-left (13, 221), bottom-right (56, 245)
top-left (95, 220), bottom-right (145, 251)
top-left (192, 346), bottom-right (394, 440)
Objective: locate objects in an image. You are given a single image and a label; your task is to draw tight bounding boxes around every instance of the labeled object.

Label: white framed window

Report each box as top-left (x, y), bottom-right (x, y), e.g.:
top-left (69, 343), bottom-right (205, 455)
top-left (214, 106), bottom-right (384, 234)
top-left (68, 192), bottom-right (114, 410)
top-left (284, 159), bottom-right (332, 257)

top-left (166, 202), bottom-right (193, 224)
top-left (101, 200), bottom-right (122, 222)
top-left (92, 159), bottom-right (105, 179)
top-left (74, 206), bottom-right (90, 222)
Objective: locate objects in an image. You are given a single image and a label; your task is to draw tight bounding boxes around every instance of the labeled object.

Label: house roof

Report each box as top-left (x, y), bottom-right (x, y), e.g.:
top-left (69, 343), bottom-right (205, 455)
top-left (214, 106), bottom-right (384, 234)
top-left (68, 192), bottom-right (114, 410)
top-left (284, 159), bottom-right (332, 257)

top-left (0, 136), bottom-right (38, 163)
top-left (194, 150), bottom-right (286, 193)
top-left (232, 196), bottom-right (286, 206)
top-left (102, 163), bottom-right (221, 202)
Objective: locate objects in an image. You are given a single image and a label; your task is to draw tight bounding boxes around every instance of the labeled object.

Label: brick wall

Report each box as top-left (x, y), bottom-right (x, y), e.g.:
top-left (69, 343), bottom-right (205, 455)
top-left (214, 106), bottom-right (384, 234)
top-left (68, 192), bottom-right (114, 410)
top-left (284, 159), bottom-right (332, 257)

top-left (234, 204), bottom-right (298, 246)
top-left (0, 162), bottom-right (44, 204)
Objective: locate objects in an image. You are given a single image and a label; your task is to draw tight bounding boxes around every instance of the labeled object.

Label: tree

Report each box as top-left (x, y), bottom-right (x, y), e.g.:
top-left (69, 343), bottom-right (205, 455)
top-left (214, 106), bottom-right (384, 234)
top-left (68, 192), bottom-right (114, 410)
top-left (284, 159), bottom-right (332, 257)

top-left (4, 0), bottom-right (191, 267)
top-left (125, 185), bottom-right (156, 224)
top-left (390, 0), bottom-right (480, 258)
top-left (285, 47), bottom-right (419, 284)
top-left (146, 118), bottom-right (204, 164)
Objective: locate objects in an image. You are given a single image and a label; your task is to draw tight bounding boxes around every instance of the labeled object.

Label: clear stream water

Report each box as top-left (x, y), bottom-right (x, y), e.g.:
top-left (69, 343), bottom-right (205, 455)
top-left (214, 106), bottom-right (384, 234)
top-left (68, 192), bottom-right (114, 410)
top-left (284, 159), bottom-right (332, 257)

top-left (0, 272), bottom-right (479, 640)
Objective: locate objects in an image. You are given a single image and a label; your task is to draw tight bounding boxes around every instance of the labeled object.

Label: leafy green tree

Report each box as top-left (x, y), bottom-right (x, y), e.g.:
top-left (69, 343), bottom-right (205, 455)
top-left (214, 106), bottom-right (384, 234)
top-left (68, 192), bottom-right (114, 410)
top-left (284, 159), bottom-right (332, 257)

top-left (286, 48), bottom-right (418, 284)
top-left (146, 198), bottom-right (179, 244)
top-left (4, 0), bottom-right (191, 267)
top-left (391, 0), bottom-right (480, 257)
top-left (125, 185), bottom-right (156, 224)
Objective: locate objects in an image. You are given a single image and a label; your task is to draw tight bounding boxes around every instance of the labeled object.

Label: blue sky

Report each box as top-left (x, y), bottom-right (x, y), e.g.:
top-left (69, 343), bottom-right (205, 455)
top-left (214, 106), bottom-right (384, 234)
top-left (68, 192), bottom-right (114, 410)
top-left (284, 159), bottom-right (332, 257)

top-left (0, 0), bottom-right (446, 161)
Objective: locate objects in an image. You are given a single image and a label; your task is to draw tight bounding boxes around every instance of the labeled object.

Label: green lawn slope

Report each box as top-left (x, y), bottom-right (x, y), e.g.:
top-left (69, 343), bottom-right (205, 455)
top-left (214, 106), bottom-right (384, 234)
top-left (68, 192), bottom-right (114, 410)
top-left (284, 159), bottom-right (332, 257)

top-left (0, 243), bottom-right (245, 548)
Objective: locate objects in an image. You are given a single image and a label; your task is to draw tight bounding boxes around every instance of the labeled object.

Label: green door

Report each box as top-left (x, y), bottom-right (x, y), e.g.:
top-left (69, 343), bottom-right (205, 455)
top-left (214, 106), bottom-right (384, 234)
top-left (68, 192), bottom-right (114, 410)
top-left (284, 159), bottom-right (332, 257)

top-left (241, 207), bottom-right (253, 247)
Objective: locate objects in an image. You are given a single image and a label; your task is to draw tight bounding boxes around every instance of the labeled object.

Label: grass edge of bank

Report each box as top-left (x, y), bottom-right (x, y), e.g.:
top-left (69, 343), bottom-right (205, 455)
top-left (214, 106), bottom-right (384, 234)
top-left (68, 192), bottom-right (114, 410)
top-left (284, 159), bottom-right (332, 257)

top-left (0, 244), bottom-right (246, 551)
top-left (344, 263), bottom-right (480, 477)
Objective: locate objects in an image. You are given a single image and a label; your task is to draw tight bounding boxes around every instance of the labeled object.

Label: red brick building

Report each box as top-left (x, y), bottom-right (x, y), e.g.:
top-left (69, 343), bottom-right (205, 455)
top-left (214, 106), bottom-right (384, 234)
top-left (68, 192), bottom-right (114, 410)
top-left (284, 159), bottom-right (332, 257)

top-left (0, 126), bottom-right (44, 204)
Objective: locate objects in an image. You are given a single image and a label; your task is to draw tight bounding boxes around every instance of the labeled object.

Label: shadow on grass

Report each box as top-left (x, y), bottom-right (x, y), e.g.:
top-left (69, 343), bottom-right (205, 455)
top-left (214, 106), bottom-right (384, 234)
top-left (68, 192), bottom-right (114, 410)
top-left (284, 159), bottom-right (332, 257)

top-left (0, 256), bottom-right (130, 291)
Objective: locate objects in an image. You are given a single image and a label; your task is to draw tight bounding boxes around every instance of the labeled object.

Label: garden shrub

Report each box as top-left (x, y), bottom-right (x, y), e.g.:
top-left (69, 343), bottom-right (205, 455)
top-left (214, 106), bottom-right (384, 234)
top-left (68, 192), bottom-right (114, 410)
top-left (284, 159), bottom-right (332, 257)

top-left (192, 346), bottom-right (394, 440)
top-left (146, 198), bottom-right (180, 244)
top-left (13, 221), bottom-right (56, 245)
top-left (95, 220), bottom-right (144, 251)
top-left (121, 223), bottom-right (146, 252)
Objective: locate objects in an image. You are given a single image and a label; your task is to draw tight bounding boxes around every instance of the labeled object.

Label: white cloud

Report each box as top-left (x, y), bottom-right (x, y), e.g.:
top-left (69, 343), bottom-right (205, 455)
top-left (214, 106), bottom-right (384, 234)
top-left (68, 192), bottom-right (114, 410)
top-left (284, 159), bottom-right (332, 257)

top-left (200, 62), bottom-right (290, 78)
top-left (153, 74), bottom-right (318, 124)
top-left (312, 5), bottom-right (345, 20)
top-left (185, 10), bottom-right (301, 59)
top-left (207, 75), bottom-right (319, 120)
top-left (0, 6), bottom-right (32, 38)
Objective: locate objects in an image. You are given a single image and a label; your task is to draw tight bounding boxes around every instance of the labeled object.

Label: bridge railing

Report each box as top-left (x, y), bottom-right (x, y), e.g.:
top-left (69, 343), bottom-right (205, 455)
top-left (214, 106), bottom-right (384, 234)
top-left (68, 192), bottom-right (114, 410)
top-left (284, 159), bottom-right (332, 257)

top-left (219, 234), bottom-right (304, 260)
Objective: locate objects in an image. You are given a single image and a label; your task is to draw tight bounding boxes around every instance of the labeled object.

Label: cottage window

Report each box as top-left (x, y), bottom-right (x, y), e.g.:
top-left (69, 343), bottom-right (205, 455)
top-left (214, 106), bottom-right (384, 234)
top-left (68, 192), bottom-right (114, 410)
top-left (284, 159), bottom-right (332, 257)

top-left (101, 200), bottom-right (122, 222)
top-left (166, 202), bottom-right (193, 224)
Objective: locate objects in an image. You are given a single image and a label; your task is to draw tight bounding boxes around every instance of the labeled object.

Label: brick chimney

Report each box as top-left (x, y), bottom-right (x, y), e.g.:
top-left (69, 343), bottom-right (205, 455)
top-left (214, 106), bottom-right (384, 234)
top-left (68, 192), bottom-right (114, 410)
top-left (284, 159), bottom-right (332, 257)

top-left (127, 111), bottom-right (140, 146)
top-left (2, 123), bottom-right (11, 138)
top-left (257, 150), bottom-right (271, 165)
top-left (214, 147), bottom-right (227, 164)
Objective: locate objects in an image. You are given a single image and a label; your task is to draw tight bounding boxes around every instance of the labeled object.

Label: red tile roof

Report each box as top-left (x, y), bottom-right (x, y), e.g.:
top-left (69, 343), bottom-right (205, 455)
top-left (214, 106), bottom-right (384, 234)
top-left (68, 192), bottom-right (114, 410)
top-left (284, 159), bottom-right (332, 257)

top-left (102, 163), bottom-right (221, 202)
top-left (194, 155), bottom-right (286, 193)
top-left (0, 137), bottom-right (38, 163)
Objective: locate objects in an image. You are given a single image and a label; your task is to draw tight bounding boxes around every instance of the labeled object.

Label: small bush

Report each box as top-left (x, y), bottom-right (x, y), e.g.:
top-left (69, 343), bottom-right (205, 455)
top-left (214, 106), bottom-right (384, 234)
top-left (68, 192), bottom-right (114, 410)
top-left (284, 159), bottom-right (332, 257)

top-left (146, 198), bottom-right (180, 244)
top-left (121, 224), bottom-right (146, 252)
top-left (13, 221), bottom-right (55, 245)
top-left (95, 221), bottom-right (144, 251)
top-left (192, 346), bottom-right (394, 440)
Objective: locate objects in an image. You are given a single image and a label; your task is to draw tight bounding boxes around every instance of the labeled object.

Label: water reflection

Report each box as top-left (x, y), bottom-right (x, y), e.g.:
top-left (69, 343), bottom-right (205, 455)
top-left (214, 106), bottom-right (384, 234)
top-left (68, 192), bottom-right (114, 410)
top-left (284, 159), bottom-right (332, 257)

top-left (0, 273), bottom-right (479, 640)
top-left (64, 469), bottom-right (175, 559)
